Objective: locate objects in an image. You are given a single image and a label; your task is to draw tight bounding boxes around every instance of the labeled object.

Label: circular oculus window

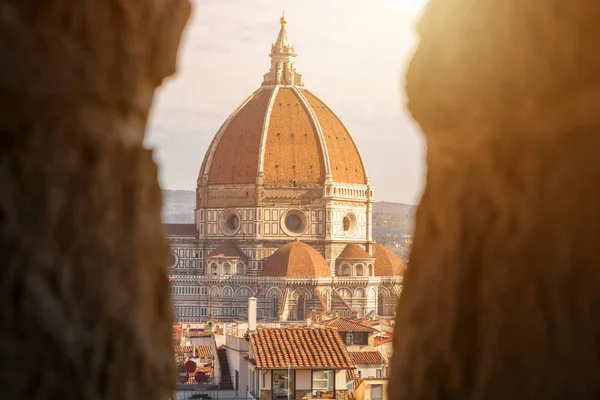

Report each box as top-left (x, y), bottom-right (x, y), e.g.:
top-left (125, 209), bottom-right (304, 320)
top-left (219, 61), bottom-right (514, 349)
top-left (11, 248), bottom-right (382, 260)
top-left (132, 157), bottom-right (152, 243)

top-left (168, 251), bottom-right (178, 269)
top-left (281, 209), bottom-right (308, 236)
top-left (342, 212), bottom-right (357, 236)
top-left (219, 209), bottom-right (241, 236)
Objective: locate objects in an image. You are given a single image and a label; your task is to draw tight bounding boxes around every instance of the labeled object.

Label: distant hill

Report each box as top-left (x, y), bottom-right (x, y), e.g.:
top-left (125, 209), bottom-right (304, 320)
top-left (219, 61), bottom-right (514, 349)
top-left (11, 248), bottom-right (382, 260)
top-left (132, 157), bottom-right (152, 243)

top-left (162, 190), bottom-right (195, 223)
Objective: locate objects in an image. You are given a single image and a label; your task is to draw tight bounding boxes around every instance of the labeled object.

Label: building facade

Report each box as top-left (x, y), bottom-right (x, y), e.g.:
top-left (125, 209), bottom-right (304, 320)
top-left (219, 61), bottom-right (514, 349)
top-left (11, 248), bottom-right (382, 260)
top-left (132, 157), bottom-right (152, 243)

top-left (167, 15), bottom-right (406, 322)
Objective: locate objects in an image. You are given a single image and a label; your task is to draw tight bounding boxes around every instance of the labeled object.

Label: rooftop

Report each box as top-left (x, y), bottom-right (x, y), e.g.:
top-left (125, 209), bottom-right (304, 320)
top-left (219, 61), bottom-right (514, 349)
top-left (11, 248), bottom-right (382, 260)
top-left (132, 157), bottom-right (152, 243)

top-left (322, 317), bottom-right (377, 333)
top-left (348, 351), bottom-right (386, 365)
top-left (249, 327), bottom-right (354, 369)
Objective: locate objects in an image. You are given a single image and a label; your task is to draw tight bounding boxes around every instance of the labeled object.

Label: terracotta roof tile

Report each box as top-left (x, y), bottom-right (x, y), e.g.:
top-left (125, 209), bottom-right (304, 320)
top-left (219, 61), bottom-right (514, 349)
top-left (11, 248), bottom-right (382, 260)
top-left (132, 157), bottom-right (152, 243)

top-left (165, 224), bottom-right (196, 236)
top-left (373, 243), bottom-right (407, 277)
top-left (348, 351), bottom-right (386, 365)
top-left (207, 88), bottom-right (273, 184)
top-left (374, 336), bottom-right (393, 347)
top-left (208, 241), bottom-right (246, 259)
top-left (249, 328), bottom-right (355, 369)
top-left (262, 240), bottom-right (331, 278)
top-left (174, 345), bottom-right (214, 358)
top-left (188, 329), bottom-right (213, 338)
top-left (264, 88), bottom-right (325, 183)
top-left (337, 244), bottom-right (374, 260)
top-left (301, 89), bottom-right (367, 185)
top-left (200, 86), bottom-right (368, 188)
top-left (322, 317), bottom-right (376, 333)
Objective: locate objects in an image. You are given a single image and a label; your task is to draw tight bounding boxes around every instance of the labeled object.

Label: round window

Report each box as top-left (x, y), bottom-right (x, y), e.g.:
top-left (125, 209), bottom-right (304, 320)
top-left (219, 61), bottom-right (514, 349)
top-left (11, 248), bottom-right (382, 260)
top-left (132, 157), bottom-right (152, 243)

top-left (343, 216), bottom-right (351, 232)
top-left (227, 214), bottom-right (239, 230)
top-left (285, 214), bottom-right (302, 232)
top-left (168, 252), bottom-right (178, 269)
top-left (219, 209), bottom-right (241, 236)
top-left (342, 213), bottom-right (357, 236)
top-left (281, 209), bottom-right (308, 236)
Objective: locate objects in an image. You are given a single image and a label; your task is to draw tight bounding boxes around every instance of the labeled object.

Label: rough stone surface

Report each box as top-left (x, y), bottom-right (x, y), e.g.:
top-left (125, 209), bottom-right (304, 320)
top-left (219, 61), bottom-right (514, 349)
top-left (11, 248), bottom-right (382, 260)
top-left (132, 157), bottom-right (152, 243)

top-left (0, 1), bottom-right (190, 399)
top-left (392, 0), bottom-right (600, 399)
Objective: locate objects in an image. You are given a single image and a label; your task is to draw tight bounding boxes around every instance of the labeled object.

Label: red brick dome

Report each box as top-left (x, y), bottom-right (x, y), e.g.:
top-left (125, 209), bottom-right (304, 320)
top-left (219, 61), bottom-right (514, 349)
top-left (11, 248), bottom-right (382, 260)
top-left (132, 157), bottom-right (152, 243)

top-left (372, 243), bottom-right (407, 276)
top-left (198, 86), bottom-right (367, 186)
top-left (262, 240), bottom-right (332, 278)
top-left (197, 17), bottom-right (368, 191)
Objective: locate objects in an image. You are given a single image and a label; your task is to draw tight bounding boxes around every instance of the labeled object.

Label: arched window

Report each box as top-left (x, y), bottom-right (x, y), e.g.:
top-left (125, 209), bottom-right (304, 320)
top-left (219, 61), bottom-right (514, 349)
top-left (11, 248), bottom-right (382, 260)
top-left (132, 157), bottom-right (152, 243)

top-left (368, 264), bottom-right (374, 276)
top-left (271, 297), bottom-right (280, 318)
top-left (296, 296), bottom-right (305, 320)
top-left (223, 287), bottom-right (233, 297)
top-left (211, 263), bottom-right (218, 275)
top-left (355, 264), bottom-right (364, 276)
top-left (223, 263), bottom-right (232, 275)
top-left (236, 263), bottom-right (244, 275)
top-left (341, 264), bottom-right (351, 276)
top-left (339, 288), bottom-right (352, 298)
top-left (355, 288), bottom-right (365, 298)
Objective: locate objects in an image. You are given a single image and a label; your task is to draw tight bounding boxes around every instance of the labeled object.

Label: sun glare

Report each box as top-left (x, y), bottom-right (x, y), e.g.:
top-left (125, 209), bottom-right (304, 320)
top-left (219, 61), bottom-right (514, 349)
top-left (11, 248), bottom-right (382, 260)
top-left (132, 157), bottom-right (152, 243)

top-left (388, 0), bottom-right (429, 14)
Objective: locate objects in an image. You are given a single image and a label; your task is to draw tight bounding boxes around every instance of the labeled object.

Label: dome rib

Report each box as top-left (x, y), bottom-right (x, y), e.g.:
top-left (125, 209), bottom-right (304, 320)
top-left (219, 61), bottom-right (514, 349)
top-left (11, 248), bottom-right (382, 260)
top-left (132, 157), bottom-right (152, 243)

top-left (256, 85), bottom-right (280, 184)
top-left (301, 89), bottom-right (368, 185)
top-left (316, 94), bottom-right (370, 185)
top-left (292, 86), bottom-right (332, 181)
top-left (199, 88), bottom-right (261, 184)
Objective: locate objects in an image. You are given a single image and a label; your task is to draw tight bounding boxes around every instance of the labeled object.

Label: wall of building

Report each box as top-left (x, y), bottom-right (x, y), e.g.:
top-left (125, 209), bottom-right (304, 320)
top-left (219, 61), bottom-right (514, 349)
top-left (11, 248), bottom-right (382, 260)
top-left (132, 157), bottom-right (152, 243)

top-left (355, 364), bottom-right (385, 379)
top-left (355, 379), bottom-right (388, 400)
top-left (226, 335), bottom-right (250, 396)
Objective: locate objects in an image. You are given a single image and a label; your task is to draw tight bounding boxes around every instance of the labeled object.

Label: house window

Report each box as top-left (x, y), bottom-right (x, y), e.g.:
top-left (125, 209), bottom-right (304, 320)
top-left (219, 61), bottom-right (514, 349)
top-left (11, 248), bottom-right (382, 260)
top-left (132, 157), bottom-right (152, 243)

top-left (345, 332), bottom-right (354, 346)
top-left (371, 384), bottom-right (383, 400)
top-left (211, 263), bottom-right (218, 275)
top-left (312, 370), bottom-right (334, 398)
top-left (376, 369), bottom-right (382, 378)
top-left (272, 369), bottom-right (295, 399)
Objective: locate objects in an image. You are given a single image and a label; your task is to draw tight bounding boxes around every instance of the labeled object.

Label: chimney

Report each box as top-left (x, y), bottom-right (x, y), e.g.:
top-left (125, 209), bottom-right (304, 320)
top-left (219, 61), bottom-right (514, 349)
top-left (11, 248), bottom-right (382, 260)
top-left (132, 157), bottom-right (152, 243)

top-left (248, 297), bottom-right (257, 333)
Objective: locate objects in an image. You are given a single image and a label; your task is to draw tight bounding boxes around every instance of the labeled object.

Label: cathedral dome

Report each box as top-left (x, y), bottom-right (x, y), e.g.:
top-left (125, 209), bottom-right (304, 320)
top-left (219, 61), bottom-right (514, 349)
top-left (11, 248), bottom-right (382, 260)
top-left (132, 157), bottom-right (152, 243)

top-left (198, 16), bottom-right (368, 190)
top-left (262, 240), bottom-right (332, 278)
top-left (372, 243), bottom-right (407, 277)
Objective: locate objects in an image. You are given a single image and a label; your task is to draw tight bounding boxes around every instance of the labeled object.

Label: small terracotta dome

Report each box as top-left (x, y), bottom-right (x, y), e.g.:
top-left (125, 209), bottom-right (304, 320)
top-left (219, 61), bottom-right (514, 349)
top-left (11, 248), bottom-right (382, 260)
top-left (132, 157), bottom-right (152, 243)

top-left (337, 243), bottom-right (374, 260)
top-left (207, 241), bottom-right (246, 259)
top-left (262, 240), bottom-right (332, 278)
top-left (372, 243), bottom-right (407, 276)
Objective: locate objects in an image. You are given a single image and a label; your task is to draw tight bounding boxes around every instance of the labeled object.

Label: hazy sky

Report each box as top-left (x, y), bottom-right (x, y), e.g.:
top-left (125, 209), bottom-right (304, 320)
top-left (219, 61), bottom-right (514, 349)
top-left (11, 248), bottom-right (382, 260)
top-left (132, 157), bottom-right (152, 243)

top-left (147, 0), bottom-right (428, 204)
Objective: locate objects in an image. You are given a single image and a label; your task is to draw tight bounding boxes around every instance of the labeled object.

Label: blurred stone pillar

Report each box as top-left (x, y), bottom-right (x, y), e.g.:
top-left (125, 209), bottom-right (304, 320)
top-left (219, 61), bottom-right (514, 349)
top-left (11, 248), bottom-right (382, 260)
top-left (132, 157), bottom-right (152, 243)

top-left (392, 0), bottom-right (600, 398)
top-left (0, 1), bottom-right (190, 399)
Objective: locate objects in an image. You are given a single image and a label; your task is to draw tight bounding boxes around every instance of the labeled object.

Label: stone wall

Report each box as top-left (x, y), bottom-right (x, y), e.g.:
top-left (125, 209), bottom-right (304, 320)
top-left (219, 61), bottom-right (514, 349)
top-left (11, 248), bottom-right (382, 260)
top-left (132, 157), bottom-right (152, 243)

top-left (392, 0), bottom-right (600, 398)
top-left (0, 0), bottom-right (190, 399)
